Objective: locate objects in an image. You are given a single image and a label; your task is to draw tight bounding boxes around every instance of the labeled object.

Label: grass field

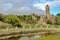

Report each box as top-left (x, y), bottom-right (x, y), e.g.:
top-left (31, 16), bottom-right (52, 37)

top-left (30, 34), bottom-right (60, 40)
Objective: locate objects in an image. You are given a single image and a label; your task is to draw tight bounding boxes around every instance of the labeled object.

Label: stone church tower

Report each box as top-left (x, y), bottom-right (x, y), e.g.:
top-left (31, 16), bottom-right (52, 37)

top-left (46, 5), bottom-right (50, 19)
top-left (46, 5), bottom-right (56, 24)
top-left (37, 5), bottom-right (56, 25)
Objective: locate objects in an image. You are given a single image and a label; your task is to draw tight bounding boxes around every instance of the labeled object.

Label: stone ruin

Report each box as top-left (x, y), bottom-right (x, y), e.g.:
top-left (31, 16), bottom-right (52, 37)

top-left (37, 5), bottom-right (56, 25)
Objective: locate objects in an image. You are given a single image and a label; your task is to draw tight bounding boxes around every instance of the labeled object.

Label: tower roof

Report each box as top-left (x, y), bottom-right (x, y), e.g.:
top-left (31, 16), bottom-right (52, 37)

top-left (46, 5), bottom-right (49, 7)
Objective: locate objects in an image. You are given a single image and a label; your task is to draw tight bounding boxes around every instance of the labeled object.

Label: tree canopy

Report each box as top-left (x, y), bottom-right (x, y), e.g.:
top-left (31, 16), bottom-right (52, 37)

top-left (3, 14), bottom-right (21, 27)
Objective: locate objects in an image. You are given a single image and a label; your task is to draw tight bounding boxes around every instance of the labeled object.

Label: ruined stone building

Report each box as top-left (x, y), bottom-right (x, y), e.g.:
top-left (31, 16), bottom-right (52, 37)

top-left (37, 5), bottom-right (56, 25)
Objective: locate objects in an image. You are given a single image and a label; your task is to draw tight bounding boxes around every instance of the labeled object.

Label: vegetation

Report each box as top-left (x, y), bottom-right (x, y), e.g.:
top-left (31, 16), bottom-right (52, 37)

top-left (30, 34), bottom-right (60, 40)
top-left (3, 14), bottom-right (21, 27)
top-left (0, 13), bottom-right (59, 40)
top-left (0, 13), bottom-right (59, 29)
top-left (46, 19), bottom-right (51, 24)
top-left (57, 13), bottom-right (60, 16)
top-left (56, 13), bottom-right (60, 25)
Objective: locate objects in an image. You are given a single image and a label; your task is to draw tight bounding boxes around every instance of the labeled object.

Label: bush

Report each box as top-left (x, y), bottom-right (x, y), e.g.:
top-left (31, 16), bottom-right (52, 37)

top-left (46, 19), bottom-right (51, 24)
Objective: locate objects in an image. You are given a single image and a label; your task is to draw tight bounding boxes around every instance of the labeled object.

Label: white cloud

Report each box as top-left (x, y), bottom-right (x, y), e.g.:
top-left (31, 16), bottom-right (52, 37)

top-left (0, 3), bottom-right (13, 14)
top-left (0, 0), bottom-right (60, 15)
top-left (54, 0), bottom-right (60, 1)
top-left (33, 2), bottom-right (52, 10)
top-left (33, 1), bottom-right (60, 10)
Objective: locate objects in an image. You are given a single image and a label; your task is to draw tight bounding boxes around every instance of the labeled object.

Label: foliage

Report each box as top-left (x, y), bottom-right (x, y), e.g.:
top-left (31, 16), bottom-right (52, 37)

top-left (46, 18), bottom-right (51, 24)
top-left (0, 13), bottom-right (59, 28)
top-left (57, 13), bottom-right (60, 16)
top-left (0, 21), bottom-right (12, 29)
top-left (0, 14), bottom-right (4, 21)
top-left (3, 14), bottom-right (21, 27)
top-left (56, 16), bottom-right (60, 25)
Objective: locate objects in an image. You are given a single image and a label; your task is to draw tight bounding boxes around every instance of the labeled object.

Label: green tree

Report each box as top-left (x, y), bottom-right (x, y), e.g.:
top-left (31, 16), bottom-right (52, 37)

top-left (56, 14), bottom-right (60, 25)
top-left (57, 13), bottom-right (60, 16)
top-left (46, 18), bottom-right (51, 24)
top-left (18, 15), bottom-right (33, 24)
top-left (0, 14), bottom-right (4, 21)
top-left (3, 14), bottom-right (21, 27)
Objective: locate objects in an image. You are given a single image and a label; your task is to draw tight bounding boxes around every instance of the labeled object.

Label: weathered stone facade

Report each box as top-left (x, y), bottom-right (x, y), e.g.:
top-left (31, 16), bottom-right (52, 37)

top-left (50, 15), bottom-right (56, 24)
top-left (38, 5), bottom-right (56, 25)
top-left (37, 14), bottom-right (46, 25)
top-left (46, 5), bottom-right (50, 18)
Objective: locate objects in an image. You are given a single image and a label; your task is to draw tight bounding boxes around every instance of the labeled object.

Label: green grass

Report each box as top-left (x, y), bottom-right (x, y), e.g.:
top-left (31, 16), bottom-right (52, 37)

top-left (31, 24), bottom-right (35, 28)
top-left (25, 26), bottom-right (29, 29)
top-left (48, 24), bottom-right (60, 28)
top-left (37, 25), bottom-right (40, 28)
top-left (30, 34), bottom-right (60, 40)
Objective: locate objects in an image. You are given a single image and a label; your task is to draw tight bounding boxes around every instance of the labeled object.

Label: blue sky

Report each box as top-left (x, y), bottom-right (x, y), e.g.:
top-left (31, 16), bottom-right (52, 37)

top-left (0, 0), bottom-right (60, 15)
